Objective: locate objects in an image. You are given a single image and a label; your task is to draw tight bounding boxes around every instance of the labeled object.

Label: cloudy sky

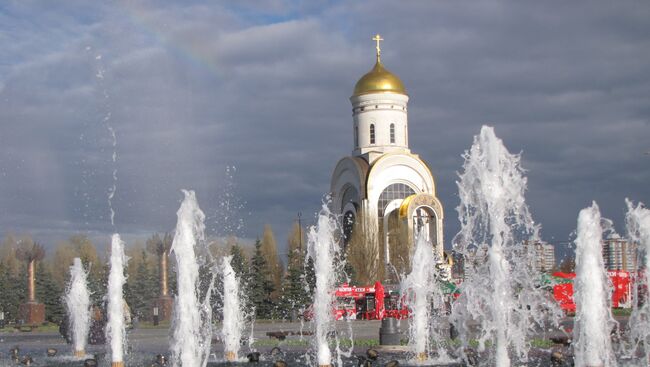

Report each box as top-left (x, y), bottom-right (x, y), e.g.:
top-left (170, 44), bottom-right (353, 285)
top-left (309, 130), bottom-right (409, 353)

top-left (1, 1), bottom-right (648, 259)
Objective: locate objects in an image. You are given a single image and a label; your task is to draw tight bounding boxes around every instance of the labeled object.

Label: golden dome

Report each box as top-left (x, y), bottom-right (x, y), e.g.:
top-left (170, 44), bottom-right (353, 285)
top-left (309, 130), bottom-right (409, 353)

top-left (353, 61), bottom-right (407, 96)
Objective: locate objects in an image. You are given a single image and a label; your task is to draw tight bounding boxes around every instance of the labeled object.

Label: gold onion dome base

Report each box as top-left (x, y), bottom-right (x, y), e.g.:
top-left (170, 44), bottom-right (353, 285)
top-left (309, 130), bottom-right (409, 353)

top-left (353, 61), bottom-right (406, 96)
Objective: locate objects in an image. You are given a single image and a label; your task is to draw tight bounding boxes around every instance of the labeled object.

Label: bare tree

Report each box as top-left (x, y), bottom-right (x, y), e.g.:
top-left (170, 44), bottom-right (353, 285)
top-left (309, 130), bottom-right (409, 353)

top-left (346, 219), bottom-right (380, 285)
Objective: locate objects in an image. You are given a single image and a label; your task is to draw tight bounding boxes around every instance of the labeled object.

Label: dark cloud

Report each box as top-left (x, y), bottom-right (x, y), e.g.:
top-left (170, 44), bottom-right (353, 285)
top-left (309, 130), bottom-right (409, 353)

top-left (1, 1), bottom-right (648, 260)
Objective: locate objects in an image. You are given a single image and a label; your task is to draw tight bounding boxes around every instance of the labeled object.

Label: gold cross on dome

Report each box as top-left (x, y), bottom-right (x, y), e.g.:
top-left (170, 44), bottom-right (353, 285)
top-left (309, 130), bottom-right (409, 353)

top-left (372, 34), bottom-right (384, 62)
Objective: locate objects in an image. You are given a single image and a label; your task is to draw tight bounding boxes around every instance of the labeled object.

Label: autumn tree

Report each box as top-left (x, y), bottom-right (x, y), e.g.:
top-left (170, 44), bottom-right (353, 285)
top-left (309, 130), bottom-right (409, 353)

top-left (286, 222), bottom-right (304, 270)
top-left (260, 225), bottom-right (283, 300)
top-left (51, 235), bottom-right (105, 305)
top-left (51, 242), bottom-right (76, 288)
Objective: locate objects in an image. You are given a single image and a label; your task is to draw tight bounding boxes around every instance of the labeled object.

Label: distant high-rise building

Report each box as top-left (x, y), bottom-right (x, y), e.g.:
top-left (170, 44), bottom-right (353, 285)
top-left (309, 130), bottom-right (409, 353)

top-left (527, 241), bottom-right (556, 273)
top-left (602, 234), bottom-right (637, 272)
top-left (451, 246), bottom-right (489, 280)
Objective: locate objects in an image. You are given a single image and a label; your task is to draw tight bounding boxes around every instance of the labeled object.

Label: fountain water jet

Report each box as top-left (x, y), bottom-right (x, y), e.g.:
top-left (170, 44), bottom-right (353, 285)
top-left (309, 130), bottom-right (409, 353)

top-left (451, 126), bottom-right (560, 366)
top-left (306, 204), bottom-right (344, 367)
top-left (106, 234), bottom-right (128, 367)
top-left (170, 190), bottom-right (214, 367)
top-left (625, 199), bottom-right (650, 362)
top-left (64, 257), bottom-right (91, 358)
top-left (572, 202), bottom-right (617, 367)
top-left (220, 255), bottom-right (245, 362)
top-left (401, 232), bottom-right (449, 363)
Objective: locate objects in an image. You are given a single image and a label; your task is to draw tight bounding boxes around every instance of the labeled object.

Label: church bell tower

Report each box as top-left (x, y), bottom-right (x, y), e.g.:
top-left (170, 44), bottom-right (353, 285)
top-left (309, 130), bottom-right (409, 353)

top-left (331, 35), bottom-right (445, 283)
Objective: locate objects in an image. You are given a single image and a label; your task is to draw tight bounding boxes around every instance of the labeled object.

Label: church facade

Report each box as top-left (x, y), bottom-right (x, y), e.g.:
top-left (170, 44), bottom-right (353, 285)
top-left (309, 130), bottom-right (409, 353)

top-left (330, 36), bottom-right (445, 282)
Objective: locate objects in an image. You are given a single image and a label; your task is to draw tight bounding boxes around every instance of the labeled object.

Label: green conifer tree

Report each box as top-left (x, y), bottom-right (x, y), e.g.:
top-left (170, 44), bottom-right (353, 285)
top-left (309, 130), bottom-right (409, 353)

top-left (128, 250), bottom-right (156, 320)
top-left (0, 261), bottom-right (10, 323)
top-left (36, 262), bottom-right (64, 323)
top-left (303, 257), bottom-right (316, 296)
top-left (229, 245), bottom-right (248, 281)
top-left (7, 263), bottom-right (27, 322)
top-left (280, 245), bottom-right (311, 319)
top-left (248, 239), bottom-right (275, 319)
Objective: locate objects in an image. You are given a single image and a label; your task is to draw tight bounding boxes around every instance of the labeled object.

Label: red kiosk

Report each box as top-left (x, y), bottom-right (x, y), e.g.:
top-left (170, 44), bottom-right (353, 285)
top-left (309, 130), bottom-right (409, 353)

top-left (330, 281), bottom-right (408, 320)
top-left (551, 271), bottom-right (636, 313)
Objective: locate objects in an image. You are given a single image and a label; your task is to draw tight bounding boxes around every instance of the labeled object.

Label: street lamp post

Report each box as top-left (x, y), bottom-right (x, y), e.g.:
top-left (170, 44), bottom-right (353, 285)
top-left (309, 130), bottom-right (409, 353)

top-left (298, 212), bottom-right (302, 253)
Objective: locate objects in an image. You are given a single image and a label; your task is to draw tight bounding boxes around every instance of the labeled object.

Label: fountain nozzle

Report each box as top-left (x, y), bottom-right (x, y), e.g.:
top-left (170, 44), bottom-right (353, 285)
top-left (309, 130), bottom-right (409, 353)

top-left (416, 352), bottom-right (427, 362)
top-left (111, 361), bottom-right (124, 367)
top-left (225, 351), bottom-right (237, 361)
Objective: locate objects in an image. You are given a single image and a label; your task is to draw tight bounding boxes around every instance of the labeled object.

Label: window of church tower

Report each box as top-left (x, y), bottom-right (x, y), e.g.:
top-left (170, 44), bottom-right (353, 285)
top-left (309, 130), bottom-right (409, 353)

top-left (354, 125), bottom-right (358, 148)
top-left (378, 183), bottom-right (416, 217)
top-left (370, 124), bottom-right (375, 144)
top-left (390, 124), bottom-right (395, 144)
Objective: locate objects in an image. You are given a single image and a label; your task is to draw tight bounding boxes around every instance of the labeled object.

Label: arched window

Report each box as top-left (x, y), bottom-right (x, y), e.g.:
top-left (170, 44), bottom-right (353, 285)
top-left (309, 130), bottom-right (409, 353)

top-left (370, 124), bottom-right (375, 144)
top-left (390, 123), bottom-right (395, 144)
top-left (343, 211), bottom-right (355, 246)
top-left (377, 183), bottom-right (416, 217)
top-left (354, 125), bottom-right (358, 148)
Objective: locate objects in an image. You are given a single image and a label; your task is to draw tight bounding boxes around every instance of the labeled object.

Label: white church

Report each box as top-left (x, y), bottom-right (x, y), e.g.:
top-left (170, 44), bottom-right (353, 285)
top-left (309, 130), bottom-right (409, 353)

top-left (330, 35), bottom-right (445, 282)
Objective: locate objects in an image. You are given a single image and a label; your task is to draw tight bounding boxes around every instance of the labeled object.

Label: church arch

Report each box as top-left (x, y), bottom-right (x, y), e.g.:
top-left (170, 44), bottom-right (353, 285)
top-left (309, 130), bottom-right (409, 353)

top-left (341, 185), bottom-right (359, 209)
top-left (330, 156), bottom-right (369, 215)
top-left (412, 205), bottom-right (438, 248)
top-left (399, 193), bottom-right (445, 258)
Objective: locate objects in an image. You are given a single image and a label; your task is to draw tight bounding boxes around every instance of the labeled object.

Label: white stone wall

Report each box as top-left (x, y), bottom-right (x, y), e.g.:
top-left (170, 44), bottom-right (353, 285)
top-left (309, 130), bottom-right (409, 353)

top-left (365, 154), bottom-right (436, 207)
